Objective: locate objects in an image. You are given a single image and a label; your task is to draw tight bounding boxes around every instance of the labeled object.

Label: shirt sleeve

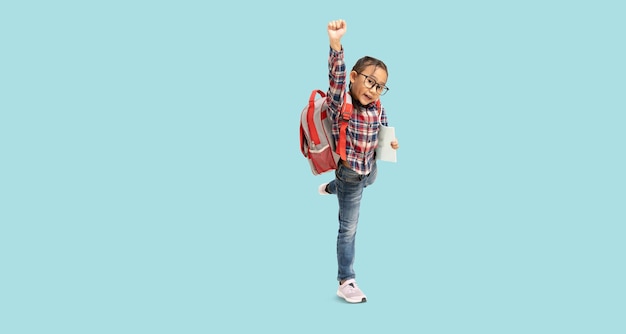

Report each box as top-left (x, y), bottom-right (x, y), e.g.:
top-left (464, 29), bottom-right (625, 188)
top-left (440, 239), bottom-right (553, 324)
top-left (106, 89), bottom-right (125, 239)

top-left (326, 47), bottom-right (346, 118)
top-left (379, 105), bottom-right (389, 127)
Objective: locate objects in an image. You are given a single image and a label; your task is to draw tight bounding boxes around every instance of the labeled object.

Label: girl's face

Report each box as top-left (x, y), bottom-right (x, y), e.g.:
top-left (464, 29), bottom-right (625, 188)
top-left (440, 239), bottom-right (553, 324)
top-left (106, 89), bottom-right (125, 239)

top-left (349, 65), bottom-right (388, 106)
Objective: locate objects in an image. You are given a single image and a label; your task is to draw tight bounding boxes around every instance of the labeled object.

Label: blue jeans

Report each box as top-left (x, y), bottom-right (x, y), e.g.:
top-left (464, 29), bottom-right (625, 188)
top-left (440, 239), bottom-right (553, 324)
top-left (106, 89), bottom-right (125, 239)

top-left (326, 161), bottom-right (378, 282)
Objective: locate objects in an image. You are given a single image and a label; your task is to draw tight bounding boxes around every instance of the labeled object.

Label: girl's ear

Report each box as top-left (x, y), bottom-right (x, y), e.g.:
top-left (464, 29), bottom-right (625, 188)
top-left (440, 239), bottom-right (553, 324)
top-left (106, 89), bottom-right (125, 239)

top-left (349, 70), bottom-right (358, 84)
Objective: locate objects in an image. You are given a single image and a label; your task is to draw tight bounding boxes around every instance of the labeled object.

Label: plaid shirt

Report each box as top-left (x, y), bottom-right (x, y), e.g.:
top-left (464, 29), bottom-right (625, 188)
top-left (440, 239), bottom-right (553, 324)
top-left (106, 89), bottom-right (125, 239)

top-left (326, 48), bottom-right (389, 175)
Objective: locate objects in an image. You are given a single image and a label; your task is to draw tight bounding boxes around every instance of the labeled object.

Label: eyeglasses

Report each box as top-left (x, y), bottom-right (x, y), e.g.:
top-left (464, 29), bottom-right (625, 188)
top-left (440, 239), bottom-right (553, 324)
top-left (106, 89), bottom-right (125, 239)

top-left (358, 73), bottom-right (389, 95)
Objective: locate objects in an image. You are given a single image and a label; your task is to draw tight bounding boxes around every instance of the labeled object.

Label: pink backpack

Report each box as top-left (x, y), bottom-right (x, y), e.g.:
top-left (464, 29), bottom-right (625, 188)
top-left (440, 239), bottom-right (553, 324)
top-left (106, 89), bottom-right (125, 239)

top-left (299, 89), bottom-right (380, 175)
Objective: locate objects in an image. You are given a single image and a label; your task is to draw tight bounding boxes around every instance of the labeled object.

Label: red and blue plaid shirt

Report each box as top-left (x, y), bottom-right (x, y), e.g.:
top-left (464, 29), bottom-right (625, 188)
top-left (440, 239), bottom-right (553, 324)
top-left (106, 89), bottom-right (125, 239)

top-left (326, 48), bottom-right (389, 175)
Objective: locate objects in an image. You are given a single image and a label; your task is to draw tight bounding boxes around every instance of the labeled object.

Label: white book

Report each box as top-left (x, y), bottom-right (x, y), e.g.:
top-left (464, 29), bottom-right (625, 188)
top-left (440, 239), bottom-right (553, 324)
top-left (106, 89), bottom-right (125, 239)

top-left (376, 125), bottom-right (397, 162)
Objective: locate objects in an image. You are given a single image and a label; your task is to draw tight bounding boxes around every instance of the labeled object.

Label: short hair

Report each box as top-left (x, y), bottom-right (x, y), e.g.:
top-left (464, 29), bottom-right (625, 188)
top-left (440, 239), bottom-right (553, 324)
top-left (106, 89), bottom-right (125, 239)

top-left (351, 56), bottom-right (388, 75)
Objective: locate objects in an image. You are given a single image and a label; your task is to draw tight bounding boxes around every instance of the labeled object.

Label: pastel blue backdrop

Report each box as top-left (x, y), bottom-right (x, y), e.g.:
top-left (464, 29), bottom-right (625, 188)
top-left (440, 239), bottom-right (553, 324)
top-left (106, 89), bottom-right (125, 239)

top-left (1, 1), bottom-right (624, 333)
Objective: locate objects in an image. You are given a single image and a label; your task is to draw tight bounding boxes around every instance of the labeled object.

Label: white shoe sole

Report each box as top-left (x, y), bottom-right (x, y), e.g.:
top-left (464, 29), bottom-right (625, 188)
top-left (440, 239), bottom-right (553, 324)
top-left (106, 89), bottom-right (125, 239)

top-left (318, 183), bottom-right (331, 195)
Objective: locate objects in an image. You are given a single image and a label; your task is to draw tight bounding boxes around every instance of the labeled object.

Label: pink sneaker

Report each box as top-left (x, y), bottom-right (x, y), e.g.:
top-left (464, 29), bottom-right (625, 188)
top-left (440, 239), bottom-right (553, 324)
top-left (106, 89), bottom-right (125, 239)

top-left (318, 183), bottom-right (331, 195)
top-left (337, 279), bottom-right (367, 303)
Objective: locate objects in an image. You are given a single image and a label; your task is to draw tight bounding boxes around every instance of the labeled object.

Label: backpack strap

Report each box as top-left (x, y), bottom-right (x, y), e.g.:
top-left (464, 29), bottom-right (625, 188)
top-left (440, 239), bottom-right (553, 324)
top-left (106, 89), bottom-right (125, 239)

top-left (337, 93), bottom-right (353, 161)
top-left (307, 89), bottom-right (326, 145)
top-left (336, 93), bottom-right (382, 162)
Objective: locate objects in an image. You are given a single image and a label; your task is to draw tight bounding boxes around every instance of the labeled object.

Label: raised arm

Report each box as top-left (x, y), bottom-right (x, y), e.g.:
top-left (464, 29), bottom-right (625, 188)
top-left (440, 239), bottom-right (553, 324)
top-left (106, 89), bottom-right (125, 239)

top-left (327, 19), bottom-right (348, 114)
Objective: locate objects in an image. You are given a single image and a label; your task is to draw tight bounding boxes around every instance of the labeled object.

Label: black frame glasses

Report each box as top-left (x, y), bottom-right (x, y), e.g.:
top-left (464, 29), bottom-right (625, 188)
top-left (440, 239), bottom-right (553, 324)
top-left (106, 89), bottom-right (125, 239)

top-left (358, 73), bottom-right (389, 95)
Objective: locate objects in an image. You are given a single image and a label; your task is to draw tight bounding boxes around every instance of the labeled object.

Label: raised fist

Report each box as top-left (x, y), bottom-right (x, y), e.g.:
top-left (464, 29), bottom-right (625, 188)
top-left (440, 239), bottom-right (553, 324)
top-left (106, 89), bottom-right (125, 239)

top-left (327, 19), bottom-right (347, 41)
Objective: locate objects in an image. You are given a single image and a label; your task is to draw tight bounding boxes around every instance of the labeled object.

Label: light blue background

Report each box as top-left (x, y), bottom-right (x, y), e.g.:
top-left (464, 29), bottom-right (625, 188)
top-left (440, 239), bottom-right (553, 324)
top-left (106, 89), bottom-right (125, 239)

top-left (1, 1), bottom-right (624, 333)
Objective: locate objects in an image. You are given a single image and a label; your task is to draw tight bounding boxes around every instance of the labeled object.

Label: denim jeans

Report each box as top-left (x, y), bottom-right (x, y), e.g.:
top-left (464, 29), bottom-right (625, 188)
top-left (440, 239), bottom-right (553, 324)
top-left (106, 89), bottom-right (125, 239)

top-left (326, 161), bottom-right (378, 282)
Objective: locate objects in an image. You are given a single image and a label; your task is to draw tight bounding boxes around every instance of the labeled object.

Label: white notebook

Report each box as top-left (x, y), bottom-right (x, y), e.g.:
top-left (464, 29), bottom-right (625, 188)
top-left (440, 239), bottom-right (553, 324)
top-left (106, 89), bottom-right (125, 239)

top-left (376, 125), bottom-right (397, 162)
